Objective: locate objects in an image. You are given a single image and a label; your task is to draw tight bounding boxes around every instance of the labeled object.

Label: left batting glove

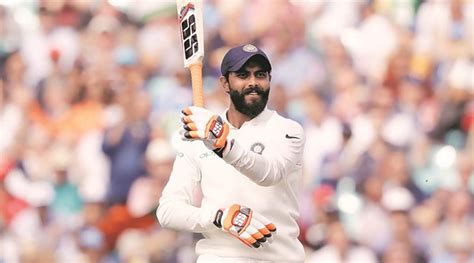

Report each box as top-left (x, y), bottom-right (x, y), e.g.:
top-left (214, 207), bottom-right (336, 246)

top-left (181, 106), bottom-right (230, 152)
top-left (213, 204), bottom-right (277, 248)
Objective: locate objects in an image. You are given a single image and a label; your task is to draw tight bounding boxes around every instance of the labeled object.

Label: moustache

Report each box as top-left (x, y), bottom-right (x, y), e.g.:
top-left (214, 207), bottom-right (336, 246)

top-left (243, 87), bottom-right (265, 95)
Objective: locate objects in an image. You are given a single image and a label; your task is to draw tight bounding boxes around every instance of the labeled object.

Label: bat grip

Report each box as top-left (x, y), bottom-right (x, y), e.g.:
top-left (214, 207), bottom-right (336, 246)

top-left (189, 63), bottom-right (204, 107)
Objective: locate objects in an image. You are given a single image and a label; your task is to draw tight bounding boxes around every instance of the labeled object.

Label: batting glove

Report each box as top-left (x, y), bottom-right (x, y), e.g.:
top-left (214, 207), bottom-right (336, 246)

top-left (213, 204), bottom-right (276, 248)
top-left (181, 106), bottom-right (230, 152)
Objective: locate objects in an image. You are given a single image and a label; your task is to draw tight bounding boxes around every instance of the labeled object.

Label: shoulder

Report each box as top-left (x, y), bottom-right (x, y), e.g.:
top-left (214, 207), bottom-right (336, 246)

top-left (268, 111), bottom-right (305, 138)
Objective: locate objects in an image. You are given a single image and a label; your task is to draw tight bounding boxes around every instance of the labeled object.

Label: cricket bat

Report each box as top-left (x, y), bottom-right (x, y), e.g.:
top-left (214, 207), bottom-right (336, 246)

top-left (177, 0), bottom-right (205, 107)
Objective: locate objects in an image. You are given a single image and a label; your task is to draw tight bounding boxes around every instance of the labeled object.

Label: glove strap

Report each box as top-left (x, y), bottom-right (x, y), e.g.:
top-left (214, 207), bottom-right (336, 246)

top-left (213, 141), bottom-right (227, 157)
top-left (213, 209), bottom-right (224, 228)
top-left (213, 139), bottom-right (234, 158)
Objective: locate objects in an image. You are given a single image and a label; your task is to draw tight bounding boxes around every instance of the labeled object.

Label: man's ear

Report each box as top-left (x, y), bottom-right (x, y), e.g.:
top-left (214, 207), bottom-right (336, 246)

top-left (268, 73), bottom-right (272, 82)
top-left (219, 76), bottom-right (230, 94)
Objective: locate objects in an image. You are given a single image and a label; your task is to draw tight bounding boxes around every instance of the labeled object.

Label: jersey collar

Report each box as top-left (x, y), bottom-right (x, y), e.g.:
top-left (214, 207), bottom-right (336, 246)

top-left (222, 107), bottom-right (272, 129)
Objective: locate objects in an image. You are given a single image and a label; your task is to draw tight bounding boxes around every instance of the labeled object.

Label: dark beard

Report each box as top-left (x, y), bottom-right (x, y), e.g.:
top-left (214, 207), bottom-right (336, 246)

top-left (229, 86), bottom-right (269, 118)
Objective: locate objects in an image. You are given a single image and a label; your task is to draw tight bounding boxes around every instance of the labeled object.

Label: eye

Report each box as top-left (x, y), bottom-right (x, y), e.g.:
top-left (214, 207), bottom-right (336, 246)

top-left (236, 72), bottom-right (248, 78)
top-left (256, 72), bottom-right (267, 78)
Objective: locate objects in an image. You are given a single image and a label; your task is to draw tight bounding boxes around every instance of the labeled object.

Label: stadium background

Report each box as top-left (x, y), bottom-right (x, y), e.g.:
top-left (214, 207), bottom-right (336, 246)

top-left (0, 0), bottom-right (473, 262)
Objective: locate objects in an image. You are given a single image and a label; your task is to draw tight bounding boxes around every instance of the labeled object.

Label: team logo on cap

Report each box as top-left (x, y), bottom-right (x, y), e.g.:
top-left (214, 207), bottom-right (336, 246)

top-left (243, 44), bottom-right (258, 53)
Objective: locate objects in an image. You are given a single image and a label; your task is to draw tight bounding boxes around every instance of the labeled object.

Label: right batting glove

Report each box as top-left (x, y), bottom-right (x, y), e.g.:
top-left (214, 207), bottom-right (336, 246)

top-left (181, 106), bottom-right (230, 153)
top-left (213, 204), bottom-right (276, 248)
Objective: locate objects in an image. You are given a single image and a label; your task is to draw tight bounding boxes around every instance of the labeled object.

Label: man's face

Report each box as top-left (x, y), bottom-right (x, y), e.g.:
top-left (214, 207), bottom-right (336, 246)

top-left (225, 61), bottom-right (270, 118)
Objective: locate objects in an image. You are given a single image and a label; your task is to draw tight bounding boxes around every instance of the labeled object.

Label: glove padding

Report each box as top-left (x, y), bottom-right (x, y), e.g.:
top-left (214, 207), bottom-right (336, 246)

top-left (213, 204), bottom-right (276, 248)
top-left (181, 106), bottom-right (229, 151)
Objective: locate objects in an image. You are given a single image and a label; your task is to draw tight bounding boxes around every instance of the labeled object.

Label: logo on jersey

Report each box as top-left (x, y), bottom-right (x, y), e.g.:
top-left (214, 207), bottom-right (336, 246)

top-left (199, 151), bottom-right (216, 159)
top-left (285, 134), bottom-right (300, 139)
top-left (250, 142), bottom-right (265, 155)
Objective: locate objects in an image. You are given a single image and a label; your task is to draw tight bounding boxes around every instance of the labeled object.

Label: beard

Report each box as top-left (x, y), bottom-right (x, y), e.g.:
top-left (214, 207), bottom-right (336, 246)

top-left (229, 86), bottom-right (270, 118)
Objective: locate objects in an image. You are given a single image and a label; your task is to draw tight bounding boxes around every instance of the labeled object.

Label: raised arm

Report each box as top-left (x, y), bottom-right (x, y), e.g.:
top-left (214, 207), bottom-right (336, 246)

top-left (222, 124), bottom-right (304, 186)
top-left (179, 106), bottom-right (305, 187)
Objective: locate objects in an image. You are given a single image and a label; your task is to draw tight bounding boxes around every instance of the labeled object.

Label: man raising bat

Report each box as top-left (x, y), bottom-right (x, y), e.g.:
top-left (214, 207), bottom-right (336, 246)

top-left (156, 44), bottom-right (306, 262)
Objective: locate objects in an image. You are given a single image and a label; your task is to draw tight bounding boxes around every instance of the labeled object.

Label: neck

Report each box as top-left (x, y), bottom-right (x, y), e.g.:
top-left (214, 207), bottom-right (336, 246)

top-left (226, 103), bottom-right (252, 129)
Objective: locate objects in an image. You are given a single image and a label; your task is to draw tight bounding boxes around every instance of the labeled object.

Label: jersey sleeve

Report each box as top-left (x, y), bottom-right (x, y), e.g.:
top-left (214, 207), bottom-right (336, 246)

top-left (222, 120), bottom-right (305, 186)
top-left (156, 142), bottom-right (216, 233)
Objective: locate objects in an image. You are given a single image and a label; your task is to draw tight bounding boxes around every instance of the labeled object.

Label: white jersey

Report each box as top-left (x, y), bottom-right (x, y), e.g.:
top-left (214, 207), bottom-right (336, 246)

top-left (157, 108), bottom-right (305, 262)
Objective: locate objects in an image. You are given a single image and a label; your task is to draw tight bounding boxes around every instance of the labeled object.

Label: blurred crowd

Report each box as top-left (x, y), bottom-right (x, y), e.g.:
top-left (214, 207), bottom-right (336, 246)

top-left (0, 0), bottom-right (473, 262)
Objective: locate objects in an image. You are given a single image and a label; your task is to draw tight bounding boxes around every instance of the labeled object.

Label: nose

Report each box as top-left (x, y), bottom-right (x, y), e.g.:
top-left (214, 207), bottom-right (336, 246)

top-left (248, 74), bottom-right (258, 87)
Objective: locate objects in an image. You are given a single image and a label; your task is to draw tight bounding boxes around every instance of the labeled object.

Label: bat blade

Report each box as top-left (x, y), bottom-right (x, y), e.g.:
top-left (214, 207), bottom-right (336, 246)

top-left (177, 0), bottom-right (204, 68)
top-left (177, 0), bottom-right (205, 106)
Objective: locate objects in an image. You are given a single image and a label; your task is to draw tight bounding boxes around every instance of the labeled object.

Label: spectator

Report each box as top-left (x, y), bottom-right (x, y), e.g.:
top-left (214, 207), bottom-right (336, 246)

top-left (101, 89), bottom-right (151, 205)
top-left (306, 218), bottom-right (377, 263)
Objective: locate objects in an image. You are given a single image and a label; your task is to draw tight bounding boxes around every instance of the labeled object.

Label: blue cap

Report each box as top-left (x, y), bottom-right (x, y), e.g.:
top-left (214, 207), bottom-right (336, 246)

top-left (220, 44), bottom-right (271, 75)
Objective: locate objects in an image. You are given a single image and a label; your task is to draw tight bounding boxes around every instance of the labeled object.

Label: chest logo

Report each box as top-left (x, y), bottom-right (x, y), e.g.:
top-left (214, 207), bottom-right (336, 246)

top-left (250, 142), bottom-right (265, 155)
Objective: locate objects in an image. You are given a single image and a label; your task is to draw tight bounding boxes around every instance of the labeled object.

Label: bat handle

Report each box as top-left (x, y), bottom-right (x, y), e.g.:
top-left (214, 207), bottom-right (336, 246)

top-left (189, 63), bottom-right (204, 107)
